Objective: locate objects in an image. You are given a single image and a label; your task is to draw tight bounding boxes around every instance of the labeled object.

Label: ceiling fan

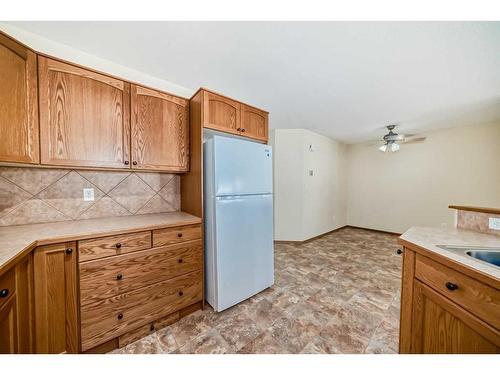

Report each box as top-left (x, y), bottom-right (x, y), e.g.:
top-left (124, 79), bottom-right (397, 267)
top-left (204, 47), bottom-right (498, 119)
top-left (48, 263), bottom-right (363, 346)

top-left (376, 125), bottom-right (426, 152)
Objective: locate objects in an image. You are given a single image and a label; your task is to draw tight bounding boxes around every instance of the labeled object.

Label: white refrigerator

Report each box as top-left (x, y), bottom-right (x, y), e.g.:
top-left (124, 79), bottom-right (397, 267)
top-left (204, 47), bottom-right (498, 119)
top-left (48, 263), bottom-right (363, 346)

top-left (204, 134), bottom-right (274, 312)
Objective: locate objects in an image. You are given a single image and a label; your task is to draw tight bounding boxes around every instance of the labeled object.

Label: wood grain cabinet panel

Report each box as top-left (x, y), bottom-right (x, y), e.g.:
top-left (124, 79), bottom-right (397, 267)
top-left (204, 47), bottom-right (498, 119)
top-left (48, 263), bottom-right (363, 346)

top-left (411, 280), bottom-right (499, 353)
top-left (34, 242), bottom-right (79, 354)
top-left (79, 240), bottom-right (203, 305)
top-left (241, 104), bottom-right (268, 142)
top-left (0, 255), bottom-right (34, 354)
top-left (203, 91), bottom-right (241, 135)
top-left (131, 85), bottom-right (189, 172)
top-left (153, 224), bottom-right (202, 247)
top-left (38, 57), bottom-right (131, 169)
top-left (415, 254), bottom-right (500, 329)
top-left (0, 33), bottom-right (39, 164)
top-left (80, 270), bottom-right (202, 351)
top-left (0, 268), bottom-right (17, 353)
top-left (78, 231), bottom-right (152, 263)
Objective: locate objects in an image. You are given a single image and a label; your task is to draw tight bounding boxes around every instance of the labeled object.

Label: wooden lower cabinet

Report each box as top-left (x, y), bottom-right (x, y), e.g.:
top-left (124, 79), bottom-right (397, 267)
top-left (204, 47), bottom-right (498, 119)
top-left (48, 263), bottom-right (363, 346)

top-left (0, 255), bottom-right (34, 354)
top-left (411, 280), bottom-right (499, 353)
top-left (34, 242), bottom-right (79, 353)
top-left (399, 246), bottom-right (500, 354)
top-left (0, 282), bottom-right (18, 353)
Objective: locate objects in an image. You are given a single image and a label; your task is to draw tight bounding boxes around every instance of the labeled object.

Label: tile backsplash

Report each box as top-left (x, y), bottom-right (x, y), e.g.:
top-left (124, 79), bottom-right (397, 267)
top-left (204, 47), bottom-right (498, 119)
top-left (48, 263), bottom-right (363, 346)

top-left (0, 167), bottom-right (180, 227)
top-left (457, 209), bottom-right (500, 236)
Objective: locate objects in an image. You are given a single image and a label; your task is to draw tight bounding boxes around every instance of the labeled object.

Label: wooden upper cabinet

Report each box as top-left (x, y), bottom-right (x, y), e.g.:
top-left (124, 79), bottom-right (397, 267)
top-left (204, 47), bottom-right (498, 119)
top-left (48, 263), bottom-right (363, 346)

top-left (241, 104), bottom-right (268, 142)
top-left (131, 85), bottom-right (189, 171)
top-left (0, 33), bottom-right (39, 164)
top-left (38, 57), bottom-right (131, 169)
top-left (203, 91), bottom-right (241, 135)
top-left (34, 242), bottom-right (79, 354)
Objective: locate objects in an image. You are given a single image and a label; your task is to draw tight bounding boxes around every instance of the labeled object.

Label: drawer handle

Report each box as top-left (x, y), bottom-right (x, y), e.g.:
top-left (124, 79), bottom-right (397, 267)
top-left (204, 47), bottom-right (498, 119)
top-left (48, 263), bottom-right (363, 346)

top-left (117, 313), bottom-right (124, 320)
top-left (177, 233), bottom-right (183, 238)
top-left (150, 324), bottom-right (155, 331)
top-left (396, 249), bottom-right (403, 255)
top-left (445, 282), bottom-right (458, 291)
top-left (115, 243), bottom-right (122, 249)
top-left (178, 258), bottom-right (183, 263)
top-left (178, 291), bottom-right (183, 297)
top-left (0, 289), bottom-right (9, 298)
top-left (116, 273), bottom-right (123, 280)
top-left (65, 248), bottom-right (73, 255)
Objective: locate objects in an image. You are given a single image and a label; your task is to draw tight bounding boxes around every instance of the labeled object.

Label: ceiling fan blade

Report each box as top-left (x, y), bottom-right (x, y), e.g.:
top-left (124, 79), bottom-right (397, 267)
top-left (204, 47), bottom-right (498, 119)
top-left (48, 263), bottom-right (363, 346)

top-left (365, 140), bottom-right (385, 146)
top-left (400, 136), bottom-right (426, 144)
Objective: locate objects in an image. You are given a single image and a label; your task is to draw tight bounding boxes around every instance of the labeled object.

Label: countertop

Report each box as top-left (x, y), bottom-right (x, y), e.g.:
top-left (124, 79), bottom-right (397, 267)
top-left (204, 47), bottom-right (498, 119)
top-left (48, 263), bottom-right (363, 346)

top-left (0, 212), bottom-right (202, 274)
top-left (399, 226), bottom-right (500, 281)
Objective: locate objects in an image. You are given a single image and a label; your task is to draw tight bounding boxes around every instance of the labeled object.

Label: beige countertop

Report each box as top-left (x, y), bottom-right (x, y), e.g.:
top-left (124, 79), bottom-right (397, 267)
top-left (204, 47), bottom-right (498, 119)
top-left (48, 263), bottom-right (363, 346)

top-left (399, 226), bottom-right (500, 281)
top-left (0, 212), bottom-right (202, 274)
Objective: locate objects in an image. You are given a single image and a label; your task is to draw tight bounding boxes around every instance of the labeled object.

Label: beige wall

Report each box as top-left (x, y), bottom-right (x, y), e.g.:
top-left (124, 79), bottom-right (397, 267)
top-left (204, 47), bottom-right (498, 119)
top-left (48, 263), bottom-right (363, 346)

top-left (346, 122), bottom-right (500, 234)
top-left (272, 129), bottom-right (348, 241)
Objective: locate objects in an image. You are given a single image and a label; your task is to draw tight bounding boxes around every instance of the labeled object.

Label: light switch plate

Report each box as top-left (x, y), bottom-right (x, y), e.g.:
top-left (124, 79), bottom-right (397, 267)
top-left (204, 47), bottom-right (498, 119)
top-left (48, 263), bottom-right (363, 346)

top-left (83, 188), bottom-right (94, 201)
top-left (489, 217), bottom-right (500, 231)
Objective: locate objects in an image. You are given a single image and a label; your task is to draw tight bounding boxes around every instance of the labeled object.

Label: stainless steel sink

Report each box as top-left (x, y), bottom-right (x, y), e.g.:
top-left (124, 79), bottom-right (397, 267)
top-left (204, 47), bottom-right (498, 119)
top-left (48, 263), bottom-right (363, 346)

top-left (466, 250), bottom-right (500, 267)
top-left (437, 245), bottom-right (500, 268)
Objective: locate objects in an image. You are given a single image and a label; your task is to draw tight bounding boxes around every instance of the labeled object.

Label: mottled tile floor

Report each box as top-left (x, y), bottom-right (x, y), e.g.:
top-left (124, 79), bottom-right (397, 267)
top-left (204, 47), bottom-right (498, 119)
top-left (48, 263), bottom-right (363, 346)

top-left (111, 227), bottom-right (402, 354)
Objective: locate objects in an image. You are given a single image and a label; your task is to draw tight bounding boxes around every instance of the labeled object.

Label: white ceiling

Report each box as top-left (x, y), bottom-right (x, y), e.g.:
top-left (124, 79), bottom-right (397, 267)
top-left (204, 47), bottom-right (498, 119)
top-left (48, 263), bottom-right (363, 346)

top-left (7, 21), bottom-right (500, 143)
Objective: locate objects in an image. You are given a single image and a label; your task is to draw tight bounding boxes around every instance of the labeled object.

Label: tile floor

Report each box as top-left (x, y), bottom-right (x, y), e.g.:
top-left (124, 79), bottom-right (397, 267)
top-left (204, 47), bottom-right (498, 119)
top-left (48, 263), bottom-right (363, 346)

top-left (110, 227), bottom-right (402, 354)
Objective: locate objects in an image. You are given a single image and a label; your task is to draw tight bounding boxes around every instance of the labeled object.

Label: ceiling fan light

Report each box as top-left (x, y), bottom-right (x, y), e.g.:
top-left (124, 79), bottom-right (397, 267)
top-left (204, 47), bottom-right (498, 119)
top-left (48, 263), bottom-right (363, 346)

top-left (379, 144), bottom-right (388, 152)
top-left (391, 143), bottom-right (400, 152)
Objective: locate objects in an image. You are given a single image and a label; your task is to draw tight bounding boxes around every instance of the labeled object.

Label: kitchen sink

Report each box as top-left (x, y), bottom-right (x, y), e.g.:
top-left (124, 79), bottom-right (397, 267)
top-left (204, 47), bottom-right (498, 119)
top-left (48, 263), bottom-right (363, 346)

top-left (466, 250), bottom-right (500, 267)
top-left (437, 245), bottom-right (500, 268)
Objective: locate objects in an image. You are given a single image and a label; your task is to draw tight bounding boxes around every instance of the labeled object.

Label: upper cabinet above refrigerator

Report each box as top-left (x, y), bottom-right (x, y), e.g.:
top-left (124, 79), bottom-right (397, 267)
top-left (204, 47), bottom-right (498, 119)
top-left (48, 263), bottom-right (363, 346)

top-left (195, 88), bottom-right (269, 144)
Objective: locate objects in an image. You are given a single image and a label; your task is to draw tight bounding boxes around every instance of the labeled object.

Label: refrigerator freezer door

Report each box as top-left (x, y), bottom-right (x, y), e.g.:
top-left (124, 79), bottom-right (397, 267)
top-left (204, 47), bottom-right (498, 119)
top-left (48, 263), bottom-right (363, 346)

top-left (213, 135), bottom-right (272, 196)
top-left (213, 194), bottom-right (274, 311)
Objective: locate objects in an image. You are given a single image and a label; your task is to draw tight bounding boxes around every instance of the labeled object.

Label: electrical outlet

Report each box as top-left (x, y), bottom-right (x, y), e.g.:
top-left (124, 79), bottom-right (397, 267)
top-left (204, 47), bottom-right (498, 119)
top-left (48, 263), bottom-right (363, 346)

top-left (489, 217), bottom-right (500, 231)
top-left (83, 188), bottom-right (94, 201)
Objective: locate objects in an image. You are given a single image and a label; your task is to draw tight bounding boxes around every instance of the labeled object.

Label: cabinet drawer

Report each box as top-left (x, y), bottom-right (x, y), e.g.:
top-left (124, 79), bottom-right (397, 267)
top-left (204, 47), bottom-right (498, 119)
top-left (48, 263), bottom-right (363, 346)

top-left (0, 268), bottom-right (16, 309)
top-left (80, 270), bottom-right (202, 351)
top-left (78, 231), bottom-right (151, 262)
top-left (79, 240), bottom-right (203, 305)
top-left (153, 224), bottom-right (202, 247)
top-left (415, 254), bottom-right (500, 329)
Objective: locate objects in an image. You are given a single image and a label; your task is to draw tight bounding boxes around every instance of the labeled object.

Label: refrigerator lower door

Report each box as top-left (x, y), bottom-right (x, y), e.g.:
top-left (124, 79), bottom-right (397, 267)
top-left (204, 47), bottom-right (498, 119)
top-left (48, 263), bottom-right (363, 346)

top-left (213, 194), bottom-right (274, 311)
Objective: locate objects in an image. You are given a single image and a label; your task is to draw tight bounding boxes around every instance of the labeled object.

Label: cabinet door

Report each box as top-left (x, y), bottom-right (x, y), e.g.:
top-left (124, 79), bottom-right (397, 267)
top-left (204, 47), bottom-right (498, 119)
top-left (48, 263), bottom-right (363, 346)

top-left (0, 293), bottom-right (17, 353)
top-left (241, 104), bottom-right (268, 142)
top-left (0, 268), bottom-right (17, 353)
top-left (411, 280), bottom-right (500, 353)
top-left (0, 33), bottom-right (39, 164)
top-left (203, 91), bottom-right (240, 135)
top-left (39, 57), bottom-right (131, 169)
top-left (15, 254), bottom-right (35, 353)
top-left (34, 242), bottom-right (79, 353)
top-left (131, 85), bottom-right (189, 171)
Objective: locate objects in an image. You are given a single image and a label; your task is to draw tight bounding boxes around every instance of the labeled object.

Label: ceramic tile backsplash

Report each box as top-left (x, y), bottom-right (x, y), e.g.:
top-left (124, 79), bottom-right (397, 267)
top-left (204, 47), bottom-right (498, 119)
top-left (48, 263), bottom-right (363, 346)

top-left (457, 210), bottom-right (500, 236)
top-left (0, 167), bottom-right (180, 227)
